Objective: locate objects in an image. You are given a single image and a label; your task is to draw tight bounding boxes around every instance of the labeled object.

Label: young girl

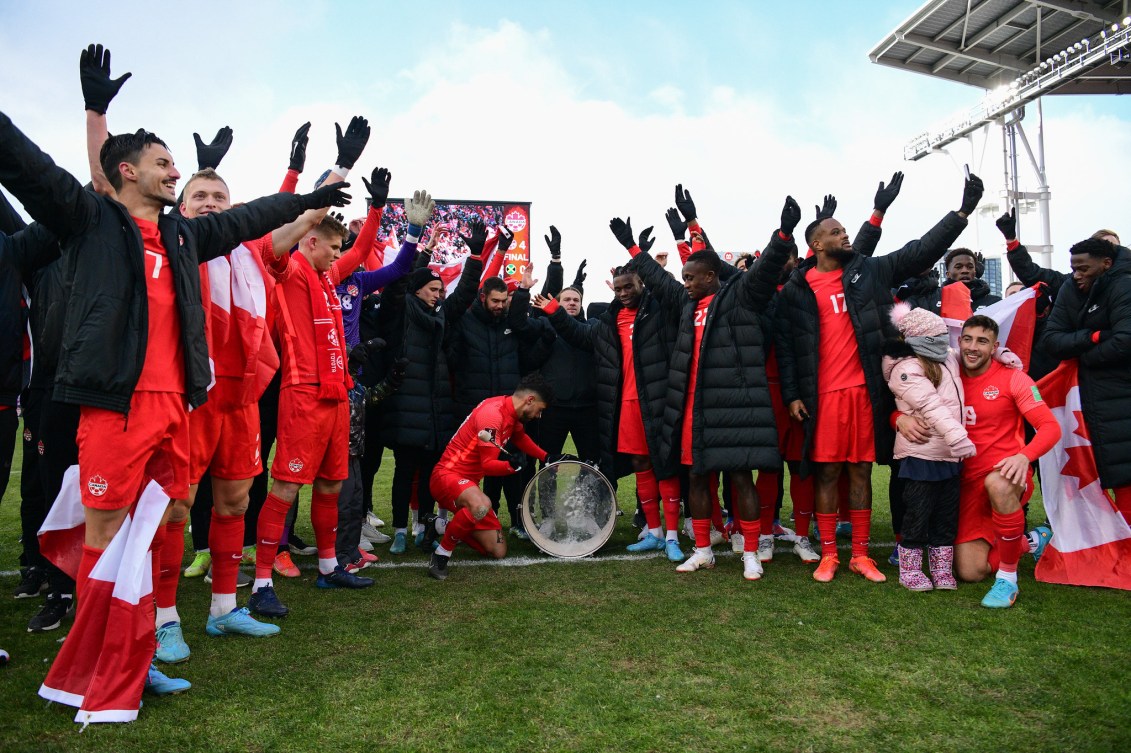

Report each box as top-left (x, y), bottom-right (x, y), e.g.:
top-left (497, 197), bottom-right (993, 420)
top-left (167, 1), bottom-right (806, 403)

top-left (882, 304), bottom-right (974, 591)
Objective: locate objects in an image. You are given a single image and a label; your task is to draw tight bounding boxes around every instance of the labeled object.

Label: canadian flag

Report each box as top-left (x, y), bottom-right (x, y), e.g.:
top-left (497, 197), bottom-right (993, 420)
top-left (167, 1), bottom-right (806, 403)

top-left (38, 467), bottom-right (170, 724)
top-left (944, 285), bottom-right (1037, 370)
top-left (1033, 361), bottom-right (1131, 590)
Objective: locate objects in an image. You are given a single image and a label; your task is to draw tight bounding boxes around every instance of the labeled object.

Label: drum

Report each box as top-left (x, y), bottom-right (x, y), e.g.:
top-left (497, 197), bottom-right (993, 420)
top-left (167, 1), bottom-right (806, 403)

top-left (520, 460), bottom-right (617, 559)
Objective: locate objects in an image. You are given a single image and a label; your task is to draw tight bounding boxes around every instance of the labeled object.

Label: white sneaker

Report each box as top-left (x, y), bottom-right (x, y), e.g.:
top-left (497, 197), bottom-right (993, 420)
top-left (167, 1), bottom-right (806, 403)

top-left (742, 552), bottom-right (764, 581)
top-left (362, 522), bottom-right (391, 544)
top-left (358, 537), bottom-right (374, 552)
top-left (793, 537), bottom-right (820, 563)
top-left (710, 528), bottom-right (725, 547)
top-left (675, 548), bottom-right (715, 573)
top-left (730, 532), bottom-right (745, 554)
top-left (683, 518), bottom-right (694, 540)
top-left (367, 512), bottom-right (385, 528)
top-left (757, 534), bottom-right (775, 562)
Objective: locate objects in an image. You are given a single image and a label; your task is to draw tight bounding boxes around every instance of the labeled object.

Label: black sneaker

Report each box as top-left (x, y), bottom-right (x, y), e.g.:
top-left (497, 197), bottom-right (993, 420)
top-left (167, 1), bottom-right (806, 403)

top-left (248, 585), bottom-right (289, 617)
top-left (315, 566), bottom-right (374, 589)
top-left (27, 593), bottom-right (74, 633)
top-left (13, 567), bottom-right (48, 599)
top-left (420, 513), bottom-right (440, 552)
top-left (428, 552), bottom-right (450, 581)
top-left (631, 509), bottom-right (647, 530)
top-left (288, 533), bottom-right (317, 556)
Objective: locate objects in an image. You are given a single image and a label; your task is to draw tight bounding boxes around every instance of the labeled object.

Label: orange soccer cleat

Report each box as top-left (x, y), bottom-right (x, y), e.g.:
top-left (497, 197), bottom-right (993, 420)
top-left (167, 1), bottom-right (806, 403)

top-left (849, 556), bottom-right (887, 583)
top-left (273, 551), bottom-right (301, 578)
top-left (813, 555), bottom-right (839, 582)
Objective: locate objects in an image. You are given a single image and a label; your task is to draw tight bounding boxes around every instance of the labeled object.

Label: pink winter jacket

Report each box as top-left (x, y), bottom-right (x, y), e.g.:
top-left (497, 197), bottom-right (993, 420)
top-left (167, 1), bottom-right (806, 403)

top-left (882, 348), bottom-right (968, 462)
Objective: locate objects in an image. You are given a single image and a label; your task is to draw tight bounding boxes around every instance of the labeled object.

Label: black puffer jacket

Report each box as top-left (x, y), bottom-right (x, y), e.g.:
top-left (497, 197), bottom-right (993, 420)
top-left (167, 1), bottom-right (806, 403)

top-left (637, 233), bottom-right (792, 473)
top-left (544, 280), bottom-right (679, 478)
top-left (775, 211), bottom-right (969, 476)
top-left (514, 294), bottom-right (596, 409)
top-left (0, 112), bottom-right (313, 413)
top-left (908, 277), bottom-right (1001, 313)
top-left (1043, 249), bottom-right (1131, 488)
top-left (1004, 242), bottom-right (1073, 381)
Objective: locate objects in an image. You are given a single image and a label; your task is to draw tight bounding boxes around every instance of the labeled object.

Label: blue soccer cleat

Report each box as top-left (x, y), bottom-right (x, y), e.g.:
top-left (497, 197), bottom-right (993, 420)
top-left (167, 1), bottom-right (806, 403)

top-left (316, 566), bottom-right (374, 589)
top-left (981, 578), bottom-right (1019, 609)
top-left (627, 532), bottom-right (665, 553)
top-left (389, 531), bottom-right (407, 555)
top-left (155, 622), bottom-right (190, 664)
top-left (145, 664), bottom-right (191, 696)
top-left (1029, 526), bottom-right (1052, 563)
top-left (665, 539), bottom-right (685, 563)
top-left (206, 607), bottom-right (281, 637)
top-left (248, 585), bottom-right (289, 618)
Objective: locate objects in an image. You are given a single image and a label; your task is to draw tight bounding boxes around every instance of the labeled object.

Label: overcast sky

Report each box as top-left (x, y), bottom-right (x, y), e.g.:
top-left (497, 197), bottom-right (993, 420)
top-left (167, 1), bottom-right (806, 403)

top-left (2, 0), bottom-right (1127, 298)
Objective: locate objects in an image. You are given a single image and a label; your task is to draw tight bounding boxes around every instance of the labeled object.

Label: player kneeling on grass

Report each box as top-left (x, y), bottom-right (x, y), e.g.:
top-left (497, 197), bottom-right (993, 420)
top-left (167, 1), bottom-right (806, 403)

top-left (426, 374), bottom-right (570, 580)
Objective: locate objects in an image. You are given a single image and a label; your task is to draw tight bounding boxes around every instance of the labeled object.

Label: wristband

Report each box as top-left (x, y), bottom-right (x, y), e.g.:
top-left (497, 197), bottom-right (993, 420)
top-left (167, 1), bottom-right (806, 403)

top-left (869, 213), bottom-right (883, 227)
top-left (1092, 331), bottom-right (1101, 344)
top-left (1006, 239), bottom-right (1020, 251)
top-left (406, 223), bottom-right (423, 245)
top-left (332, 166), bottom-right (349, 179)
top-left (543, 297), bottom-right (560, 315)
top-left (778, 230), bottom-right (791, 241)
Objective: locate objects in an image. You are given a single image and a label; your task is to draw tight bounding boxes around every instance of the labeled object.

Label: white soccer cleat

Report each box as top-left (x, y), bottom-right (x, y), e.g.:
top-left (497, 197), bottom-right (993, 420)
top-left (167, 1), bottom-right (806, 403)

top-left (730, 532), bottom-right (745, 554)
top-left (757, 534), bottom-right (775, 563)
top-left (793, 537), bottom-right (820, 563)
top-left (675, 549), bottom-right (715, 573)
top-left (742, 552), bottom-right (764, 581)
top-left (709, 528), bottom-right (725, 547)
top-left (367, 512), bottom-right (385, 528)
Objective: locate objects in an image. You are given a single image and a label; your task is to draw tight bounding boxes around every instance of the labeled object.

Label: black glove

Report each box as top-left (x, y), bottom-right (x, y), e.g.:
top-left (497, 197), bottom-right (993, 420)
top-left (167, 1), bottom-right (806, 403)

top-left (387, 356), bottom-right (408, 389)
top-left (544, 225), bottom-right (561, 260)
top-left (874, 171), bottom-right (904, 213)
top-left (289, 122), bottom-right (311, 172)
top-left (547, 453), bottom-right (579, 465)
top-left (960, 172), bottom-right (984, 215)
top-left (299, 182), bottom-right (352, 211)
top-left (674, 184), bottom-right (696, 223)
top-left (995, 207), bottom-right (1017, 241)
top-left (609, 217), bottom-right (635, 250)
top-left (780, 195), bottom-right (801, 237)
top-left (638, 226), bottom-right (655, 253)
top-left (665, 208), bottom-right (687, 240)
top-left (461, 218), bottom-right (487, 258)
top-left (347, 337), bottom-right (386, 379)
top-left (330, 211), bottom-right (345, 225)
top-left (506, 453), bottom-right (526, 472)
top-left (79, 43), bottom-right (131, 115)
top-left (362, 166), bottom-right (391, 208)
top-left (335, 115), bottom-right (370, 169)
top-left (974, 251), bottom-right (986, 279)
top-left (497, 226), bottom-right (514, 254)
top-left (815, 194), bottom-right (837, 220)
top-left (571, 259), bottom-right (587, 289)
top-left (194, 127), bottom-right (233, 171)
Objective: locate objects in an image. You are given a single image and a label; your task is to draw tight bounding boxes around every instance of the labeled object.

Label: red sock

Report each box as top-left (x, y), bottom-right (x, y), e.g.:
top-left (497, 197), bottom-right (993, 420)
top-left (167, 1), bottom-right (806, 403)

top-left (692, 518), bottom-right (711, 548)
top-left (150, 521), bottom-right (167, 607)
top-left (209, 510), bottom-right (244, 596)
top-left (755, 470), bottom-right (779, 532)
top-left (837, 475), bottom-right (850, 523)
top-left (77, 545), bottom-right (103, 601)
top-left (659, 477), bottom-right (682, 532)
top-left (156, 519), bottom-right (185, 609)
top-left (992, 508), bottom-right (1026, 574)
top-left (310, 490), bottom-right (339, 560)
top-left (635, 470), bottom-right (661, 529)
top-left (439, 507), bottom-right (476, 552)
top-left (1114, 485), bottom-right (1131, 527)
top-left (256, 492), bottom-right (292, 579)
top-left (791, 474), bottom-right (814, 540)
top-left (738, 518), bottom-right (759, 553)
top-left (849, 508), bottom-right (872, 559)
top-left (816, 513), bottom-right (838, 557)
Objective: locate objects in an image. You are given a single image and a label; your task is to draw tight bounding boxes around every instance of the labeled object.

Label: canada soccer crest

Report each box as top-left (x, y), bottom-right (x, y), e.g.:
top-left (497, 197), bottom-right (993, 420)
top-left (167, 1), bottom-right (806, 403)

top-left (288, 458), bottom-right (304, 473)
top-left (347, 284), bottom-right (359, 297)
top-left (88, 474), bottom-right (108, 497)
top-left (983, 385), bottom-right (1000, 400)
top-left (504, 209), bottom-right (527, 233)
top-left (328, 329), bottom-right (339, 347)
top-left (23, 428), bottom-right (31, 442)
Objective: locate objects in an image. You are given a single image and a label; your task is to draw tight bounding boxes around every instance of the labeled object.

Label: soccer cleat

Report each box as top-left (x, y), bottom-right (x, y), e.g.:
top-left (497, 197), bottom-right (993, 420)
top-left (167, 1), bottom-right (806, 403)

top-left (836, 520), bottom-right (852, 538)
top-left (155, 622), bottom-right (191, 664)
top-left (241, 546), bottom-right (256, 565)
top-left (389, 531), bottom-right (407, 555)
top-left (248, 585), bottom-right (289, 618)
top-left (981, 577), bottom-right (1019, 609)
top-left (12, 567), bottom-right (48, 599)
top-left (206, 607), bottom-right (281, 637)
top-left (813, 555), bottom-right (839, 582)
top-left (626, 532), bottom-right (665, 553)
top-left (273, 551), bottom-right (301, 578)
top-left (849, 556), bottom-right (887, 583)
top-left (316, 566), bottom-right (374, 589)
top-left (730, 532), bottom-right (745, 554)
top-left (358, 549), bottom-right (379, 564)
top-left (793, 537), bottom-right (820, 563)
top-left (288, 534), bottom-right (317, 556)
top-left (1029, 525), bottom-right (1052, 562)
top-left (511, 526), bottom-right (530, 541)
top-left (742, 552), bottom-right (763, 581)
top-left (757, 535), bottom-right (775, 563)
top-left (358, 537), bottom-right (374, 552)
top-left (428, 552), bottom-right (450, 581)
top-left (709, 528), bottom-right (725, 547)
top-left (772, 521), bottom-right (796, 538)
top-left (183, 552), bottom-right (211, 578)
top-left (367, 511), bottom-right (385, 528)
top-left (665, 539), bottom-right (685, 563)
top-left (344, 556), bottom-right (371, 574)
top-left (420, 513), bottom-right (441, 552)
top-left (675, 549), bottom-right (715, 573)
top-left (145, 664), bottom-right (191, 696)
top-left (361, 521), bottom-right (391, 544)
top-left (27, 593), bottom-right (74, 633)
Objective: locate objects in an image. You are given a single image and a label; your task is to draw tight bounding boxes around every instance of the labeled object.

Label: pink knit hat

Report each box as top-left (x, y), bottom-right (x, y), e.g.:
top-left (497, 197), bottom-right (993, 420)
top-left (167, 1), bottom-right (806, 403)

top-left (890, 301), bottom-right (948, 338)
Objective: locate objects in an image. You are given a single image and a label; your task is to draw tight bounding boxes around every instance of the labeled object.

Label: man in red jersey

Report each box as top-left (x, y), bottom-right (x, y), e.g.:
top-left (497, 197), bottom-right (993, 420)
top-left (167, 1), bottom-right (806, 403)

top-left (426, 373), bottom-right (562, 580)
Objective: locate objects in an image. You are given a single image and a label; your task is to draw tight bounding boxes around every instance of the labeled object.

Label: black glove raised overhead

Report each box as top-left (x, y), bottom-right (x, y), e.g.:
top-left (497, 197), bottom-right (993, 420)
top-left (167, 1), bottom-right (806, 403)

top-left (544, 225), bottom-right (561, 260)
top-left (780, 195), bottom-right (801, 238)
top-left (665, 207), bottom-right (687, 240)
top-left (194, 127), bottom-right (233, 171)
top-left (289, 122), bottom-right (311, 172)
top-left (674, 183), bottom-right (697, 223)
top-left (959, 173), bottom-right (984, 215)
top-left (335, 115), bottom-right (370, 169)
top-left (362, 166), bottom-right (392, 208)
top-left (815, 194), bottom-right (837, 221)
top-left (995, 207), bottom-right (1017, 241)
top-left (873, 171), bottom-right (904, 213)
top-left (609, 217), bottom-right (636, 250)
top-left (79, 43), bottom-right (131, 114)
top-left (461, 218), bottom-right (488, 258)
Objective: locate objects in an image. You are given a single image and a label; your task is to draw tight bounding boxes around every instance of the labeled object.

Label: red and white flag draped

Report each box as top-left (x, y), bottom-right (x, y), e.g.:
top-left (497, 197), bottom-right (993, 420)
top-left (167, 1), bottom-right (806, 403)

top-left (943, 285), bottom-right (1038, 369)
top-left (1033, 361), bottom-right (1131, 589)
top-left (428, 231), bottom-right (506, 295)
top-left (38, 466), bottom-right (169, 724)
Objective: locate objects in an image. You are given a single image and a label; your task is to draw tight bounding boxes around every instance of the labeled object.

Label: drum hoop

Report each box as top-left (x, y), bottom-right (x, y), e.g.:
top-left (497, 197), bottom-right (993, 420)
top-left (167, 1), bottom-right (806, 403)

top-left (520, 460), bottom-right (617, 559)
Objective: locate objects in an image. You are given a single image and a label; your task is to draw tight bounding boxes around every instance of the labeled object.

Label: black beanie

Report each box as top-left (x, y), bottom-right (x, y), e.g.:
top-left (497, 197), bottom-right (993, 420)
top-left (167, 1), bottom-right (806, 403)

top-left (409, 267), bottom-right (442, 293)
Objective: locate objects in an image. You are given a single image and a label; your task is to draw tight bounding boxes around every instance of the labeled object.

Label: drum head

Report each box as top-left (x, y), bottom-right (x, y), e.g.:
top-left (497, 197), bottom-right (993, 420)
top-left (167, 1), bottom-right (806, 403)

top-left (520, 460), bottom-right (617, 558)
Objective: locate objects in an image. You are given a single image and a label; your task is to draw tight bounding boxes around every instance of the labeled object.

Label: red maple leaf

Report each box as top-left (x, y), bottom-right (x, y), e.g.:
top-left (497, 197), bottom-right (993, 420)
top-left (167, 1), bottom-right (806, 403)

top-left (1062, 411), bottom-right (1100, 489)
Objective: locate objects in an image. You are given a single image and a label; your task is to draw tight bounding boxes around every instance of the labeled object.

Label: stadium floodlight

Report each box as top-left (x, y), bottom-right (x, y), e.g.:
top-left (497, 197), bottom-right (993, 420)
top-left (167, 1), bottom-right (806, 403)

top-left (1124, 16), bottom-right (1131, 26)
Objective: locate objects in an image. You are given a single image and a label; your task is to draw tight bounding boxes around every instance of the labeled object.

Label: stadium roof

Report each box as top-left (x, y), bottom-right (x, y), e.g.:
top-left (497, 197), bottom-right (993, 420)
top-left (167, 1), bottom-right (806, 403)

top-left (870, 0), bottom-right (1131, 94)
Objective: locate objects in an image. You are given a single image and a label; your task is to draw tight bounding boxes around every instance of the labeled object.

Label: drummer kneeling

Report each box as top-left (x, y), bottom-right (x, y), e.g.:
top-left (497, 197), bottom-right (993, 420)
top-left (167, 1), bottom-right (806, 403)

top-left (426, 374), bottom-right (571, 580)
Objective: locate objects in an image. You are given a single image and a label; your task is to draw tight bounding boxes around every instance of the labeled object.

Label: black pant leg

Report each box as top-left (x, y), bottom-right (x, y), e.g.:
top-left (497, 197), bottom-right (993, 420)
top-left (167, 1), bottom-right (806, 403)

top-left (191, 472), bottom-right (213, 551)
top-left (899, 478), bottom-right (932, 548)
top-left (889, 459), bottom-right (907, 537)
top-left (38, 394), bottom-right (78, 596)
top-left (19, 388), bottom-right (45, 568)
top-left (929, 477), bottom-right (961, 547)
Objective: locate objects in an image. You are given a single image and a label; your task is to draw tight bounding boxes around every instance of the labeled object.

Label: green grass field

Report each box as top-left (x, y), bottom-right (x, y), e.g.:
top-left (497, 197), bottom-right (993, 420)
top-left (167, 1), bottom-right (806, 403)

top-left (1, 431), bottom-right (1130, 753)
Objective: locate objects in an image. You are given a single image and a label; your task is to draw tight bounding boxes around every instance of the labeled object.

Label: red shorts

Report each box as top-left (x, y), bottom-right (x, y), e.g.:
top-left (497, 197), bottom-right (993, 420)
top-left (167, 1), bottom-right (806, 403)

top-left (769, 381), bottom-right (803, 462)
top-left (957, 467), bottom-right (1035, 546)
top-left (809, 385), bottom-right (875, 463)
top-left (617, 399), bottom-right (649, 456)
top-left (189, 377), bottom-right (262, 483)
top-left (430, 471), bottom-right (503, 531)
top-left (78, 391), bottom-right (190, 510)
top-left (270, 385), bottom-right (349, 484)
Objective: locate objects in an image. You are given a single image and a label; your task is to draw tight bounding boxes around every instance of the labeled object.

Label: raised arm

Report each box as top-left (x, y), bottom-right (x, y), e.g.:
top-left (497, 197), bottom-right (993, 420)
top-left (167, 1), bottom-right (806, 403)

top-left (78, 44), bottom-right (130, 197)
top-left (995, 208), bottom-right (1069, 291)
top-left (279, 122), bottom-right (310, 193)
top-left (0, 188), bottom-right (27, 234)
top-left (193, 126), bottom-right (233, 171)
top-left (610, 216), bottom-right (685, 310)
top-left (347, 187), bottom-right (430, 292)
top-left (539, 225), bottom-right (564, 297)
top-left (740, 196), bottom-right (799, 311)
top-left (443, 219), bottom-right (487, 322)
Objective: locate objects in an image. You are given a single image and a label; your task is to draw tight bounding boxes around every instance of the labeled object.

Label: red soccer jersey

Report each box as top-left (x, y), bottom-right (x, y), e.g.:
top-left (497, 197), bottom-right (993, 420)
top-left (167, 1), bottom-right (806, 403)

top-left (681, 294), bottom-right (715, 465)
top-left (618, 307), bottom-right (638, 402)
top-left (133, 217), bottom-right (185, 393)
top-left (806, 267), bottom-right (865, 393)
top-left (437, 395), bottom-right (545, 482)
top-left (962, 361), bottom-right (1046, 478)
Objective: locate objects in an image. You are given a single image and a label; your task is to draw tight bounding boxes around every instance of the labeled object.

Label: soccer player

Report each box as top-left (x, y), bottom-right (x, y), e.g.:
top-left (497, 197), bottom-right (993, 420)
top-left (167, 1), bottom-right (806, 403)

top-left (426, 373), bottom-right (564, 580)
top-left (906, 247), bottom-right (1001, 313)
top-left (776, 171), bottom-right (982, 583)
